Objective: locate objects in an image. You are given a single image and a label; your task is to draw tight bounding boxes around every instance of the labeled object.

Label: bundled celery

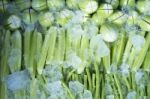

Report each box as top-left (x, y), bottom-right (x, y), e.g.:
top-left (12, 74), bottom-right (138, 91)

top-left (0, 0), bottom-right (150, 99)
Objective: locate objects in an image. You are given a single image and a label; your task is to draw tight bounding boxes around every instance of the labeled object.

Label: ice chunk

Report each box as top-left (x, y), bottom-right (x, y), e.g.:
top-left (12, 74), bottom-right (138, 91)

top-left (130, 34), bottom-right (145, 51)
top-left (90, 35), bottom-right (110, 58)
top-left (135, 70), bottom-right (144, 85)
top-left (43, 64), bottom-right (62, 82)
top-left (67, 24), bottom-right (84, 41)
top-left (66, 51), bottom-right (86, 73)
top-left (46, 81), bottom-right (66, 99)
top-left (69, 81), bottom-right (84, 96)
top-left (106, 95), bottom-right (114, 99)
top-left (120, 63), bottom-right (130, 76)
top-left (126, 91), bottom-right (136, 99)
top-left (83, 90), bottom-right (93, 99)
top-left (84, 21), bottom-right (98, 39)
top-left (78, 90), bottom-right (93, 99)
top-left (4, 70), bottom-right (30, 91)
top-left (71, 10), bottom-right (89, 24)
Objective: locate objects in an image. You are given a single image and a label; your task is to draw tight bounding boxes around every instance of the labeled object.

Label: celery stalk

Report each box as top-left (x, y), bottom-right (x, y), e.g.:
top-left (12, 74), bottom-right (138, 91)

top-left (54, 28), bottom-right (65, 62)
top-left (115, 33), bottom-right (126, 66)
top-left (86, 68), bottom-right (92, 91)
top-left (132, 33), bottom-right (150, 70)
top-left (84, 75), bottom-right (88, 89)
top-left (0, 31), bottom-right (10, 99)
top-left (92, 73), bottom-right (96, 94)
top-left (9, 30), bottom-right (22, 72)
top-left (29, 31), bottom-right (38, 77)
top-left (143, 47), bottom-right (150, 70)
top-left (122, 38), bottom-right (132, 63)
top-left (113, 74), bottom-right (123, 99)
top-left (94, 62), bottom-right (100, 99)
top-left (24, 28), bottom-right (32, 70)
top-left (79, 35), bottom-right (89, 60)
top-left (46, 27), bottom-right (57, 64)
top-left (37, 29), bottom-right (52, 74)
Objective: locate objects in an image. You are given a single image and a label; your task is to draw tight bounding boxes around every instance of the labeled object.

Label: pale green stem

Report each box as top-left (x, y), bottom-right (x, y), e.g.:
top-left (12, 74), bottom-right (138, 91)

top-left (11, 31), bottom-right (22, 72)
top-left (46, 28), bottom-right (57, 64)
top-left (92, 73), bottom-right (96, 93)
top-left (122, 39), bottom-right (132, 63)
top-left (62, 82), bottom-right (76, 99)
top-left (94, 63), bottom-right (100, 99)
top-left (54, 28), bottom-right (65, 62)
top-left (112, 33), bottom-right (126, 66)
top-left (37, 30), bottom-right (52, 74)
top-left (24, 29), bottom-right (31, 70)
top-left (84, 75), bottom-right (88, 89)
top-left (29, 31), bottom-right (37, 78)
top-left (86, 68), bottom-right (92, 91)
top-left (143, 47), bottom-right (150, 70)
top-left (113, 74), bottom-right (123, 99)
top-left (132, 33), bottom-right (150, 70)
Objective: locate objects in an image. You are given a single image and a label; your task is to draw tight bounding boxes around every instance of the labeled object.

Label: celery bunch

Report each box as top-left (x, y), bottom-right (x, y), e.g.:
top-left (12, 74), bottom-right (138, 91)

top-left (0, 0), bottom-right (150, 99)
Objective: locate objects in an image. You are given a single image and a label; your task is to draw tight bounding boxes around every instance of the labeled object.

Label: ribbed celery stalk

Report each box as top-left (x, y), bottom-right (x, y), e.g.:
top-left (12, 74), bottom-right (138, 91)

top-left (112, 33), bottom-right (126, 66)
top-left (127, 32), bottom-right (145, 66)
top-left (54, 28), bottom-right (65, 62)
top-left (113, 74), bottom-right (123, 99)
top-left (65, 28), bottom-right (71, 58)
top-left (9, 30), bottom-right (22, 72)
top-left (35, 32), bottom-right (42, 63)
top-left (72, 38), bottom-right (81, 55)
top-left (37, 29), bottom-right (52, 74)
top-left (143, 47), bottom-right (150, 70)
top-left (122, 38), bottom-right (132, 63)
top-left (131, 72), bottom-right (136, 91)
top-left (86, 68), bottom-right (92, 91)
top-left (102, 44), bottom-right (110, 73)
top-left (29, 30), bottom-right (38, 77)
top-left (0, 31), bottom-right (11, 99)
top-left (127, 48), bottom-right (136, 66)
top-left (30, 78), bottom-right (38, 99)
top-left (94, 62), bottom-right (100, 99)
top-left (92, 73), bottom-right (96, 94)
top-left (79, 34), bottom-right (89, 61)
top-left (24, 28), bottom-right (32, 71)
top-left (84, 75), bottom-right (88, 89)
top-left (132, 33), bottom-right (150, 70)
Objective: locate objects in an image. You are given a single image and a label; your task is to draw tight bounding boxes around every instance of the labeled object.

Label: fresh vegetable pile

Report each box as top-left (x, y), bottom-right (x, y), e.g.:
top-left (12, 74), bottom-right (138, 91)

top-left (0, 0), bottom-right (150, 99)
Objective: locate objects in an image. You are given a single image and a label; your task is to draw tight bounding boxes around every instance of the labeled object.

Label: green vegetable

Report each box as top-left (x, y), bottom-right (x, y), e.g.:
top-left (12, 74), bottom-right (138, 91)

top-left (32, 0), bottom-right (47, 11)
top-left (7, 15), bottom-right (21, 30)
top-left (1, 0), bottom-right (150, 99)
top-left (38, 12), bottom-right (54, 28)
top-left (78, 0), bottom-right (98, 14)
top-left (100, 23), bottom-right (118, 42)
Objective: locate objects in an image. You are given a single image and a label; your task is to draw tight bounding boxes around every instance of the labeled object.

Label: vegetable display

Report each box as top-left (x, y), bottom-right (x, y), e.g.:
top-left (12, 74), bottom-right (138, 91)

top-left (0, 0), bottom-right (150, 99)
